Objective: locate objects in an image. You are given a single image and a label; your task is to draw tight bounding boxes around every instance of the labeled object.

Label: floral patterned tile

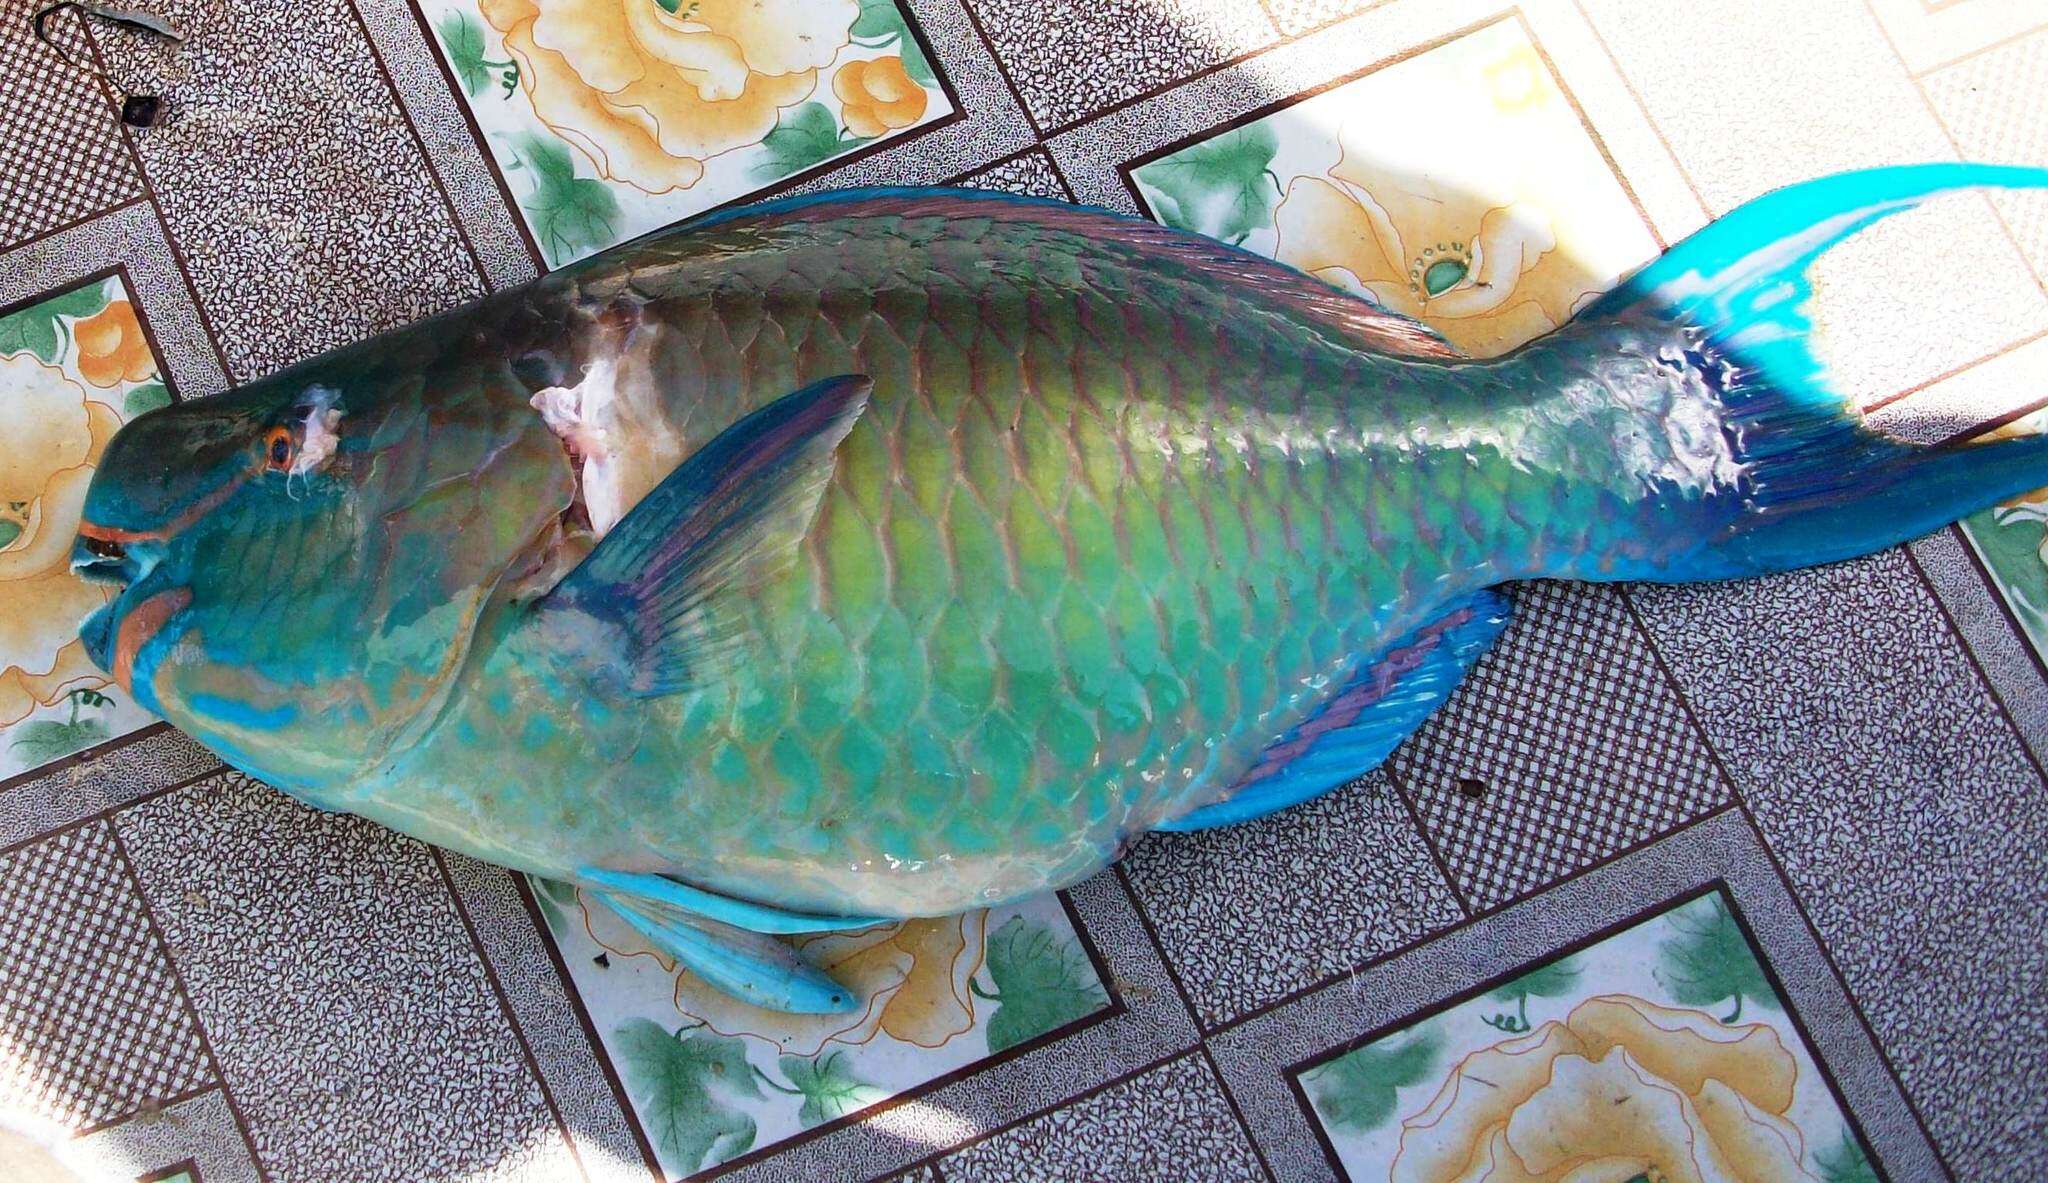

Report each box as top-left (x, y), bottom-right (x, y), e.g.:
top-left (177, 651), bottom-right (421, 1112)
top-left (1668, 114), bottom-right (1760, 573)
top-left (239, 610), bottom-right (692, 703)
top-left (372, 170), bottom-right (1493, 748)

top-left (527, 880), bottom-right (1112, 1180)
top-left (1292, 889), bottom-right (1879, 1183)
top-left (0, 273), bottom-right (173, 786)
top-left (421, 0), bottom-right (958, 269)
top-left (1123, 15), bottom-right (1659, 359)
top-left (1957, 409), bottom-right (2048, 669)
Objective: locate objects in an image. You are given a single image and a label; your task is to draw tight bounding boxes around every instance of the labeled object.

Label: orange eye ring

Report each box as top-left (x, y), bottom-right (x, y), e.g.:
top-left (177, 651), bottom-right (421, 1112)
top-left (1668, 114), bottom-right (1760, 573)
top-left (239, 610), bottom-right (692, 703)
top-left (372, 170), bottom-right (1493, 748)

top-left (263, 426), bottom-right (296, 472)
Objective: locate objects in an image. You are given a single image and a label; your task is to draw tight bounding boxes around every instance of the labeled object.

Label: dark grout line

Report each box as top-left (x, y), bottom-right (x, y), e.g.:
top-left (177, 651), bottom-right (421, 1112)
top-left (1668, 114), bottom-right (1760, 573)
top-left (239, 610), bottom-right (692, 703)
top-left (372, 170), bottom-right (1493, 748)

top-left (428, 848), bottom-right (590, 1183)
top-left (1902, 547), bottom-right (2048, 794)
top-left (104, 819), bottom-right (275, 1183)
top-left (76, 20), bottom-right (239, 386)
top-left (1196, 1042), bottom-right (1278, 1183)
top-left (1729, 799), bottom-right (1960, 1182)
top-left (343, 0), bottom-right (491, 289)
top-left (0, 195), bottom-right (147, 258)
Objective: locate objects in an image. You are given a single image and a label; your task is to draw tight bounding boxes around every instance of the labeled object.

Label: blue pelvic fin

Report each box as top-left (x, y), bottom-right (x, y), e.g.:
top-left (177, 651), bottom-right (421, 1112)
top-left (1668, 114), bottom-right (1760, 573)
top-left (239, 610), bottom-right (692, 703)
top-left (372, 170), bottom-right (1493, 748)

top-left (578, 866), bottom-right (891, 935)
top-left (590, 888), bottom-right (864, 1014)
top-left (1157, 591), bottom-right (1513, 832)
top-left (537, 374), bottom-right (873, 697)
top-left (1584, 163), bottom-right (2048, 578)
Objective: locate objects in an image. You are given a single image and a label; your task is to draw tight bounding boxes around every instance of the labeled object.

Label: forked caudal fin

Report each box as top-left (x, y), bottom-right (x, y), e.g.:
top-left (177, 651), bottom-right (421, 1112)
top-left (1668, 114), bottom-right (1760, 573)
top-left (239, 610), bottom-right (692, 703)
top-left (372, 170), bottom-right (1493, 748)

top-left (1578, 163), bottom-right (2048, 580)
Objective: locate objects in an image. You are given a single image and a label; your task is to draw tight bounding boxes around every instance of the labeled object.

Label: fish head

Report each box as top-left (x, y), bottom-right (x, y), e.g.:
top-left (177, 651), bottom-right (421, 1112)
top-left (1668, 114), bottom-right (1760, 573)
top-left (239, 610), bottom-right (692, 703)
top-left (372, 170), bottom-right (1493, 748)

top-left (72, 348), bottom-right (576, 794)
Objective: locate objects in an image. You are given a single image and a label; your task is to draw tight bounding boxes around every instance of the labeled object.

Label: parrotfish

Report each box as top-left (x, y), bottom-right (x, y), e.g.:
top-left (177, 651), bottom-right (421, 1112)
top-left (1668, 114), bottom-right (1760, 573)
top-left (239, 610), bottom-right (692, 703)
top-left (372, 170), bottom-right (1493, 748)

top-left (72, 164), bottom-right (2048, 1012)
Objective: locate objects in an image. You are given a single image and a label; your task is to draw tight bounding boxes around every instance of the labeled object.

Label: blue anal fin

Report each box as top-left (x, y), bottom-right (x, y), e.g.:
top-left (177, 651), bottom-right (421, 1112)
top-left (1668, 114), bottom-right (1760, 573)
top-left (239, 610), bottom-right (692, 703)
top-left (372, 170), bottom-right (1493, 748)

top-left (591, 888), bottom-right (863, 1014)
top-left (1156, 590), bottom-right (1513, 833)
top-left (579, 866), bottom-right (891, 935)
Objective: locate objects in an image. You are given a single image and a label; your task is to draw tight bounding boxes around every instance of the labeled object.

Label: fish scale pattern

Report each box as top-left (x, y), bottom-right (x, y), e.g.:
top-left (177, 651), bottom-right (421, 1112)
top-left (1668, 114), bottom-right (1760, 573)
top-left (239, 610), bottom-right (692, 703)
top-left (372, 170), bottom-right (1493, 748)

top-left (394, 196), bottom-right (1727, 915)
top-left (569, 209), bottom-right (1577, 909)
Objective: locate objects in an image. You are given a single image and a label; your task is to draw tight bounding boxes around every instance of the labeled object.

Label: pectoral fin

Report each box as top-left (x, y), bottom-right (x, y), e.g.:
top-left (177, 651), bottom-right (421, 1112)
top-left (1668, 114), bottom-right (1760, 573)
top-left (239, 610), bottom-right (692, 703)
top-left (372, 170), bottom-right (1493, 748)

top-left (1158, 590), bottom-right (1512, 832)
top-left (592, 888), bottom-right (863, 1014)
top-left (579, 866), bottom-right (890, 935)
top-left (537, 374), bottom-right (873, 696)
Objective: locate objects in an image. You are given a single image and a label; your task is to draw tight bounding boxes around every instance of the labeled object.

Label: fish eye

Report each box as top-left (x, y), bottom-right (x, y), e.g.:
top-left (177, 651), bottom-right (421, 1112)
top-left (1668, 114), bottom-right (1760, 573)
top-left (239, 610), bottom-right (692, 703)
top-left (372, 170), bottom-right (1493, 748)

top-left (263, 426), bottom-right (296, 472)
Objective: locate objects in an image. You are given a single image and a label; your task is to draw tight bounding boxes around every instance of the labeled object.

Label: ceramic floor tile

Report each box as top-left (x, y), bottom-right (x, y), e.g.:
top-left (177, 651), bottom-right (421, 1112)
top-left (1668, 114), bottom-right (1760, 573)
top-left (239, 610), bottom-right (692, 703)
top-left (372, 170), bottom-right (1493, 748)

top-left (1388, 582), bottom-right (1729, 910)
top-left (1261, 0), bottom-right (1382, 38)
top-left (954, 148), bottom-right (1071, 199)
top-left (0, 822), bottom-right (213, 1133)
top-left (1122, 770), bottom-right (1464, 1029)
top-left (1297, 888), bottom-right (1878, 1182)
top-left (0, 7), bottom-right (141, 252)
top-left (1631, 551), bottom-right (2048, 1181)
top-left (71, 1090), bottom-right (260, 1183)
top-left (0, 273), bottom-right (176, 789)
top-left (938, 1052), bottom-right (1265, 1182)
top-left (1922, 24), bottom-right (2048, 290)
top-left (967, 0), bottom-right (1279, 132)
top-left (91, 0), bottom-right (485, 380)
top-left (112, 772), bottom-right (577, 1183)
top-left (416, 0), bottom-right (958, 269)
top-left (530, 879), bottom-right (1110, 1180)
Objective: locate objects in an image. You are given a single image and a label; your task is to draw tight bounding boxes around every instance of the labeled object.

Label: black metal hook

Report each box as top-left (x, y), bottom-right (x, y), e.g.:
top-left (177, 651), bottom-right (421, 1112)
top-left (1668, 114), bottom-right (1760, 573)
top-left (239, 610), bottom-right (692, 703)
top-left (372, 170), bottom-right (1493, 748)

top-left (30, 2), bottom-right (186, 127)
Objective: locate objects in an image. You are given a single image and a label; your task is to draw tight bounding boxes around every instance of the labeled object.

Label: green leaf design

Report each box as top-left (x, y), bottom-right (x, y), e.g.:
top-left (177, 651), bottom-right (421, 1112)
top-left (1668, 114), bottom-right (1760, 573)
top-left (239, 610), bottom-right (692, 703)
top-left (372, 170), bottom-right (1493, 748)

top-left (514, 133), bottom-right (621, 266)
top-left (615, 1019), bottom-right (761, 1172)
top-left (754, 103), bottom-right (862, 180)
top-left (1480, 954), bottom-right (1582, 1032)
top-left (1486, 954), bottom-right (1580, 1003)
top-left (0, 306), bottom-right (63, 363)
top-left (1133, 125), bottom-right (1282, 245)
top-left (437, 11), bottom-right (492, 97)
top-left (1815, 1130), bottom-right (1879, 1183)
top-left (851, 0), bottom-right (903, 39)
top-left (7, 717), bottom-right (110, 765)
top-left (978, 915), bottom-right (1108, 1053)
top-left (1966, 505), bottom-right (2048, 648)
top-left (123, 382), bottom-right (171, 417)
top-left (0, 519), bottom-right (20, 549)
top-left (1304, 1028), bottom-right (1441, 1135)
top-left (849, 0), bottom-right (935, 85)
top-left (41, 282), bottom-right (114, 322)
top-left (778, 1049), bottom-right (886, 1128)
top-left (1657, 894), bottom-right (1779, 1023)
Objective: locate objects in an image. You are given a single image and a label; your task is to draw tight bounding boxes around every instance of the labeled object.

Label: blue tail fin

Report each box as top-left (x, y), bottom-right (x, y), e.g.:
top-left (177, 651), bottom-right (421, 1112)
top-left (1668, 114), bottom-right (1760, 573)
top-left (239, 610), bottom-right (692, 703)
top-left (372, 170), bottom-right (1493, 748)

top-left (1581, 163), bottom-right (2048, 579)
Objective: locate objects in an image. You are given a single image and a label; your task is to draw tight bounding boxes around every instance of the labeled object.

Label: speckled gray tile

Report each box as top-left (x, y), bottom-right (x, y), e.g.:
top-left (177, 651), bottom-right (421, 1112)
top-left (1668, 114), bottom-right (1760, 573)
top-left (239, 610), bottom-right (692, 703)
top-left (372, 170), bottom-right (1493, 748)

top-left (940, 1052), bottom-right (1265, 1182)
top-left (72, 1089), bottom-right (261, 1183)
top-left (953, 148), bottom-right (1072, 200)
top-left (1630, 550), bottom-right (2048, 1181)
top-left (0, 6), bottom-right (141, 252)
top-left (113, 772), bottom-right (577, 1183)
top-left (1121, 769), bottom-right (1464, 1029)
top-left (0, 822), bottom-right (213, 1133)
top-left (91, 0), bottom-right (484, 380)
top-left (1205, 812), bottom-right (1946, 1183)
top-left (966, 0), bottom-right (1278, 131)
top-left (1389, 581), bottom-right (1729, 909)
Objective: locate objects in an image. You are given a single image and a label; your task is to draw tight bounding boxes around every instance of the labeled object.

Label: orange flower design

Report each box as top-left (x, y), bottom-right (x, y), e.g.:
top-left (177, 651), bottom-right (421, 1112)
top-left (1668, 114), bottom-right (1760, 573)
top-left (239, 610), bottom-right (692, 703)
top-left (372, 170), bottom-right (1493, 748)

top-left (0, 352), bottom-right (124, 726)
top-left (72, 301), bottom-right (153, 389)
top-left (1394, 996), bottom-right (1814, 1182)
top-left (479, 0), bottom-right (855, 194)
top-left (833, 57), bottom-right (927, 138)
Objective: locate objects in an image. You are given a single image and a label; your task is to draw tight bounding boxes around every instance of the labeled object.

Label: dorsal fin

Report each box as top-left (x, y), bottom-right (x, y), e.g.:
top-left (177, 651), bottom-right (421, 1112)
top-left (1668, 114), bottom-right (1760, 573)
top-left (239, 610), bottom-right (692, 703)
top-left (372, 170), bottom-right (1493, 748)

top-left (536, 374), bottom-right (872, 696)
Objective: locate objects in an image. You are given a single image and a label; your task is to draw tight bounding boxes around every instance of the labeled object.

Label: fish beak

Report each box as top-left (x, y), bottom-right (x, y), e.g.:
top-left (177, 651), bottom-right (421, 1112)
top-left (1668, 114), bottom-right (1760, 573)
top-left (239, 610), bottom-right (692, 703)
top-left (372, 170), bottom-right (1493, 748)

top-left (72, 527), bottom-right (170, 680)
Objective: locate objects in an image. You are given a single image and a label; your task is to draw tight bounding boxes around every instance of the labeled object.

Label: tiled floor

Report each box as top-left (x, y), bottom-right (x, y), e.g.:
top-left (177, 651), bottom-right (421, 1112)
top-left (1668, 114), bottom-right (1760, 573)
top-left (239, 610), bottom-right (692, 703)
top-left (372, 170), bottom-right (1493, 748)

top-left (3, 0), bottom-right (2047, 1180)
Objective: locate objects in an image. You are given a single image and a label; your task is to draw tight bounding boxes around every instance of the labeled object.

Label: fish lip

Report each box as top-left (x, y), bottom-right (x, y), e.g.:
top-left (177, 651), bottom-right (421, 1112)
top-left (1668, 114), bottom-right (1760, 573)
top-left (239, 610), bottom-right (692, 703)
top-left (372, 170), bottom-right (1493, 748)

top-left (76, 545), bottom-right (184, 693)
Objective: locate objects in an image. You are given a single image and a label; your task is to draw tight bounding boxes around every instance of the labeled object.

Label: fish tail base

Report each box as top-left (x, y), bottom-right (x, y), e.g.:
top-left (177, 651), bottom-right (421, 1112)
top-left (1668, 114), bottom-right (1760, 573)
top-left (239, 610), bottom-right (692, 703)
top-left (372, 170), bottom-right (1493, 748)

top-left (1578, 163), bottom-right (2048, 581)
